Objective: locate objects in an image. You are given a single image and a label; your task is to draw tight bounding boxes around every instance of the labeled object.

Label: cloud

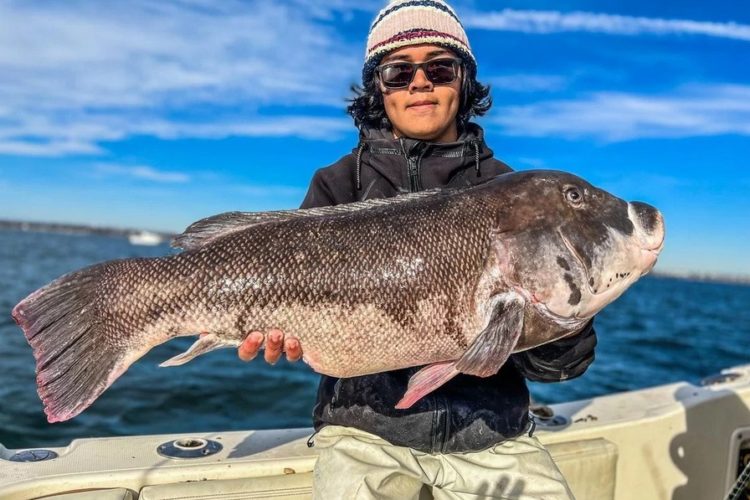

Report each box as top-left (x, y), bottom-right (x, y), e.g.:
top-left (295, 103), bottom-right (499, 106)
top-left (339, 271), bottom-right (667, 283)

top-left (0, 0), bottom-right (362, 157)
top-left (0, 114), bottom-right (352, 158)
top-left (463, 9), bottom-right (750, 42)
top-left (8, 2), bottom-right (747, 157)
top-left (0, 140), bottom-right (104, 157)
top-left (491, 84), bottom-right (750, 141)
top-left (94, 164), bottom-right (191, 183)
top-left (487, 74), bottom-right (568, 93)
top-left (135, 116), bottom-right (353, 141)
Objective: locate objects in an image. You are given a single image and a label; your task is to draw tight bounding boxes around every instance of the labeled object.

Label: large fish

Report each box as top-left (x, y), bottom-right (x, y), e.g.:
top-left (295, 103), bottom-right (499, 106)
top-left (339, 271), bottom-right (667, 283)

top-left (12, 170), bottom-right (664, 423)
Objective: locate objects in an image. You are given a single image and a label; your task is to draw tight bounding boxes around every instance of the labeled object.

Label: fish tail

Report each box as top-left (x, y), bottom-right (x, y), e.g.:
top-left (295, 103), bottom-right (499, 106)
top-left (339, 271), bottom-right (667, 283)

top-left (12, 262), bottom-right (142, 423)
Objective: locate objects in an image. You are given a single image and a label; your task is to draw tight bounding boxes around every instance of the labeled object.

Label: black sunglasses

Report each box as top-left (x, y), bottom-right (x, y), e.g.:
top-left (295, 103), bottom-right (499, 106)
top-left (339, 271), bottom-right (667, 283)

top-left (375, 58), bottom-right (462, 89)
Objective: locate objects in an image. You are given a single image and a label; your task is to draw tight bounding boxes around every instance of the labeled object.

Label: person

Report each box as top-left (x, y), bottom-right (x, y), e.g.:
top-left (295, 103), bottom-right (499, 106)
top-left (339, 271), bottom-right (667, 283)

top-left (236, 1), bottom-right (596, 498)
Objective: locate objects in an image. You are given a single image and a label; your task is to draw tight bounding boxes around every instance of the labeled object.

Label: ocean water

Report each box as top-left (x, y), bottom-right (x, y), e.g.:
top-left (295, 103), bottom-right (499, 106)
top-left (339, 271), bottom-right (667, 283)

top-left (1, 230), bottom-right (748, 449)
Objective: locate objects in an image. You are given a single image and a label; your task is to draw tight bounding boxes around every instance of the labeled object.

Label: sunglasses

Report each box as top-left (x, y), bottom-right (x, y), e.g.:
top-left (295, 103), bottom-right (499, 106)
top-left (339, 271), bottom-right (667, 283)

top-left (375, 58), bottom-right (462, 89)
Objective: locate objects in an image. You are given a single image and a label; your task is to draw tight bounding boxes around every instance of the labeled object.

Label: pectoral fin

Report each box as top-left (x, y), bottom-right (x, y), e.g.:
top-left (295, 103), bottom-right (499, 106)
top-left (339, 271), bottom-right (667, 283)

top-left (159, 334), bottom-right (232, 367)
top-left (396, 294), bottom-right (525, 409)
top-left (455, 294), bottom-right (524, 377)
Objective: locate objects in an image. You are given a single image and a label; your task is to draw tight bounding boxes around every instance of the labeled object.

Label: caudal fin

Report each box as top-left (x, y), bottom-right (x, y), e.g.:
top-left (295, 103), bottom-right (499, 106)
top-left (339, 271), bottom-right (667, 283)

top-left (12, 263), bottom-right (143, 423)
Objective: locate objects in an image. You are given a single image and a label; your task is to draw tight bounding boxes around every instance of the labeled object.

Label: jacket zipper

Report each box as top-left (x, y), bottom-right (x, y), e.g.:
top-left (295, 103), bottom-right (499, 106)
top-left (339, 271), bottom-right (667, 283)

top-left (401, 138), bottom-right (428, 192)
top-left (414, 146), bottom-right (430, 192)
top-left (407, 155), bottom-right (420, 192)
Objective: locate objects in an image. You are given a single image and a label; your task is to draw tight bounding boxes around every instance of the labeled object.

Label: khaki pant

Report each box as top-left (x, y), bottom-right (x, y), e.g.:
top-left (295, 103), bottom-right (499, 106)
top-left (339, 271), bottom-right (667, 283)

top-left (312, 425), bottom-right (575, 500)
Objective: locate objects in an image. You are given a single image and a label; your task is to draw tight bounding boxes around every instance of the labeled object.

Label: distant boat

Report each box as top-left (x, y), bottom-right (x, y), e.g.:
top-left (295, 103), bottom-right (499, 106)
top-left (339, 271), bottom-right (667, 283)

top-left (128, 231), bottom-right (164, 246)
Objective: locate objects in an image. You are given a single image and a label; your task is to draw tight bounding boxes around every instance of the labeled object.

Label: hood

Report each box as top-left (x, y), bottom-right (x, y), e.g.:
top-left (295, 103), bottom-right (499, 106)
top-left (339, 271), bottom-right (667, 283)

top-left (359, 122), bottom-right (489, 152)
top-left (353, 123), bottom-right (496, 190)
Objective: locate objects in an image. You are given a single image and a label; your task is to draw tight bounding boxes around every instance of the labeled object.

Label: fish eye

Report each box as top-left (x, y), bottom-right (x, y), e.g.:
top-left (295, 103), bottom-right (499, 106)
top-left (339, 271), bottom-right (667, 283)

top-left (564, 186), bottom-right (584, 207)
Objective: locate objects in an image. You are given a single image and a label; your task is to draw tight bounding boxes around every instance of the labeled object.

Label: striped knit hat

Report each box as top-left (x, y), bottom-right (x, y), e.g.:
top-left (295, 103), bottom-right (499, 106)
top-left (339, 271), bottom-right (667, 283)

top-left (363, 0), bottom-right (476, 86)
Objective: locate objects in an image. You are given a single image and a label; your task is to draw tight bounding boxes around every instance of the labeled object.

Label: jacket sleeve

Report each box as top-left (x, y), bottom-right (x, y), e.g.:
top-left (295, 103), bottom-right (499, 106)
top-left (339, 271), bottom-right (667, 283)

top-left (511, 318), bottom-right (597, 382)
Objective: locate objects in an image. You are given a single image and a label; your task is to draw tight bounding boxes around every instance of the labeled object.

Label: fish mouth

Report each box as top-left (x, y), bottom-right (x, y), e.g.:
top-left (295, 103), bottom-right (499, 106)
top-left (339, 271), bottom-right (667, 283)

top-left (629, 202), bottom-right (665, 252)
top-left (639, 230), bottom-right (664, 272)
top-left (639, 243), bottom-right (663, 275)
top-left (643, 235), bottom-right (665, 252)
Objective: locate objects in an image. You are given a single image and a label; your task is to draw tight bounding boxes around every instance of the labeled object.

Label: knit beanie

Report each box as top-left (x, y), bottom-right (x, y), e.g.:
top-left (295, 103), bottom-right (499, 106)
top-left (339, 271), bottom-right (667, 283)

top-left (362, 0), bottom-right (477, 86)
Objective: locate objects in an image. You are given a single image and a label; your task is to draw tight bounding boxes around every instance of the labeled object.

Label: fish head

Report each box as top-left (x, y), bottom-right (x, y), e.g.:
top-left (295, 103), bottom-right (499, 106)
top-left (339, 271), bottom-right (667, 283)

top-left (492, 170), bottom-right (665, 324)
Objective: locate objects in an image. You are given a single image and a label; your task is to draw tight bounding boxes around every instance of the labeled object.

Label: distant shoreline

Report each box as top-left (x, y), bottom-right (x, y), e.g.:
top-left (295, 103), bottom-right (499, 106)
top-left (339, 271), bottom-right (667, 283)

top-left (1, 219), bottom-right (747, 286)
top-left (0, 219), bottom-right (175, 241)
top-left (650, 271), bottom-right (750, 287)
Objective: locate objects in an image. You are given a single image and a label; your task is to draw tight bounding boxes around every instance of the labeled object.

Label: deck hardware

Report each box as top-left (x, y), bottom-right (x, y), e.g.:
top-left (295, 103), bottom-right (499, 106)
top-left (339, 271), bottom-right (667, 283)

top-left (157, 438), bottom-right (222, 459)
top-left (726, 454), bottom-right (750, 500)
top-left (8, 449), bottom-right (58, 462)
top-left (529, 404), bottom-right (568, 427)
top-left (701, 371), bottom-right (742, 386)
top-left (534, 414), bottom-right (569, 427)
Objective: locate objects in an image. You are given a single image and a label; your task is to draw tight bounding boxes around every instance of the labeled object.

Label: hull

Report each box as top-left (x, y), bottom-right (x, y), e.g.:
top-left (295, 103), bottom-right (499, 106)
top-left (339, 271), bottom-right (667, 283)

top-left (3, 364), bottom-right (750, 500)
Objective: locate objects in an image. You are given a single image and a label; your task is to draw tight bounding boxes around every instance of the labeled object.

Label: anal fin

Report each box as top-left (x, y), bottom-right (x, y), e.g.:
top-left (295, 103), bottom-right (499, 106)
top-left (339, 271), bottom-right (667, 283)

top-left (159, 334), bottom-right (231, 367)
top-left (396, 361), bottom-right (459, 409)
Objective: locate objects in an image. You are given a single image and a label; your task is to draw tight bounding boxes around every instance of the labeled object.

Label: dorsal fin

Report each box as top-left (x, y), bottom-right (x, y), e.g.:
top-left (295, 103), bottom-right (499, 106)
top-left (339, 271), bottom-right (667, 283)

top-left (172, 188), bottom-right (445, 251)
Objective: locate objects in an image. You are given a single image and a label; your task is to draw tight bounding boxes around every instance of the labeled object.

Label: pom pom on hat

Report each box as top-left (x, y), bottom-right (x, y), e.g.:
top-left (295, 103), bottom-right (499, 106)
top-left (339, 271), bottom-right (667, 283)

top-left (362, 0), bottom-right (477, 85)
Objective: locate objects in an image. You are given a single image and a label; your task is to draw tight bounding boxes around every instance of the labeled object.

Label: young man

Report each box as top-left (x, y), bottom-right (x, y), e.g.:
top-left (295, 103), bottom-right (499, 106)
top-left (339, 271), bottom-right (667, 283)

top-left (238, 1), bottom-right (596, 498)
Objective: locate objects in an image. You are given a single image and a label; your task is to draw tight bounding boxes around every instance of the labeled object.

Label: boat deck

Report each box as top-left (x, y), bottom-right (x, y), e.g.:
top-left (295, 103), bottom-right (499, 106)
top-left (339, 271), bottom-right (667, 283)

top-left (3, 364), bottom-right (750, 500)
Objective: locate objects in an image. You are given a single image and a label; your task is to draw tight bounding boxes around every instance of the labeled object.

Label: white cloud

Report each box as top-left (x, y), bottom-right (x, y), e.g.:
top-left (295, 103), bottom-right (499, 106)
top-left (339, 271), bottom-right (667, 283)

top-left (487, 74), bottom-right (568, 92)
top-left (0, 140), bottom-right (104, 157)
top-left (491, 84), bottom-right (750, 141)
top-left (0, 0), bottom-right (362, 156)
top-left (94, 164), bottom-right (191, 183)
top-left (463, 9), bottom-right (750, 42)
top-left (140, 116), bottom-right (353, 141)
top-left (6, 2), bottom-right (746, 157)
top-left (0, 113), bottom-right (351, 158)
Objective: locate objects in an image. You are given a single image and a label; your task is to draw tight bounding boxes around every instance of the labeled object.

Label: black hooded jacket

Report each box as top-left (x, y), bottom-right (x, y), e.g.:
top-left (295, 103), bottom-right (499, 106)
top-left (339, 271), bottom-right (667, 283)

top-left (302, 124), bottom-right (597, 454)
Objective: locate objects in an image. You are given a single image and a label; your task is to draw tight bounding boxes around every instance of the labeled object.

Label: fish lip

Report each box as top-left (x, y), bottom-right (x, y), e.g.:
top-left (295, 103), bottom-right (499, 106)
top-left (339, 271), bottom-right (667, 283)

top-left (639, 244), bottom-right (662, 275)
top-left (629, 203), bottom-right (665, 251)
top-left (643, 239), bottom-right (665, 254)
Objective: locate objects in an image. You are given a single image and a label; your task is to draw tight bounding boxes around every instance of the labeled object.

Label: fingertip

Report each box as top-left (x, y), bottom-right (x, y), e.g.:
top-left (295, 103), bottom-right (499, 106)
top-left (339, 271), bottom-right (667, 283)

top-left (238, 349), bottom-right (254, 362)
top-left (268, 328), bottom-right (284, 344)
top-left (286, 339), bottom-right (299, 352)
top-left (238, 331), bottom-right (264, 362)
top-left (265, 352), bottom-right (281, 365)
top-left (285, 338), bottom-right (302, 362)
top-left (238, 343), bottom-right (256, 362)
top-left (248, 331), bottom-right (264, 344)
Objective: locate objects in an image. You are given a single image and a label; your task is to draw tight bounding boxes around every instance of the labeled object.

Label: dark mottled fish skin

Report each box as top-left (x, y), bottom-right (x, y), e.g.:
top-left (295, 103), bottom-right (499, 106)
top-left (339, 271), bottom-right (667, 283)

top-left (11, 170), bottom-right (665, 422)
top-left (113, 188), bottom-right (497, 372)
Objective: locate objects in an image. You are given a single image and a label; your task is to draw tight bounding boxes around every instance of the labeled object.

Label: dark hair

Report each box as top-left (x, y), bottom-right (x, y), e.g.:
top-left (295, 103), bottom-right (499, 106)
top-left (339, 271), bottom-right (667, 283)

top-left (346, 63), bottom-right (492, 132)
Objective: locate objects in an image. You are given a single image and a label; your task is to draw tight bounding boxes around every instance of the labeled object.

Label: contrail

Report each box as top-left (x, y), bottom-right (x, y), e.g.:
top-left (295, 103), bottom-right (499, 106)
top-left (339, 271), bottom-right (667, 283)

top-left (463, 9), bottom-right (750, 42)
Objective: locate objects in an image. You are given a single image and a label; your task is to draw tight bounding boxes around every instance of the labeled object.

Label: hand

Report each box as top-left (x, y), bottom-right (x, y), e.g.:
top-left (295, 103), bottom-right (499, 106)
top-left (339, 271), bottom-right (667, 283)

top-left (237, 328), bottom-right (303, 364)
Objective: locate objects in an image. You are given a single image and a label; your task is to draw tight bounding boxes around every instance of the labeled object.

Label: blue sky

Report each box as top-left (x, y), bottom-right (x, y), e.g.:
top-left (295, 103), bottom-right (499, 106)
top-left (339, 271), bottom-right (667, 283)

top-left (0, 0), bottom-right (748, 276)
